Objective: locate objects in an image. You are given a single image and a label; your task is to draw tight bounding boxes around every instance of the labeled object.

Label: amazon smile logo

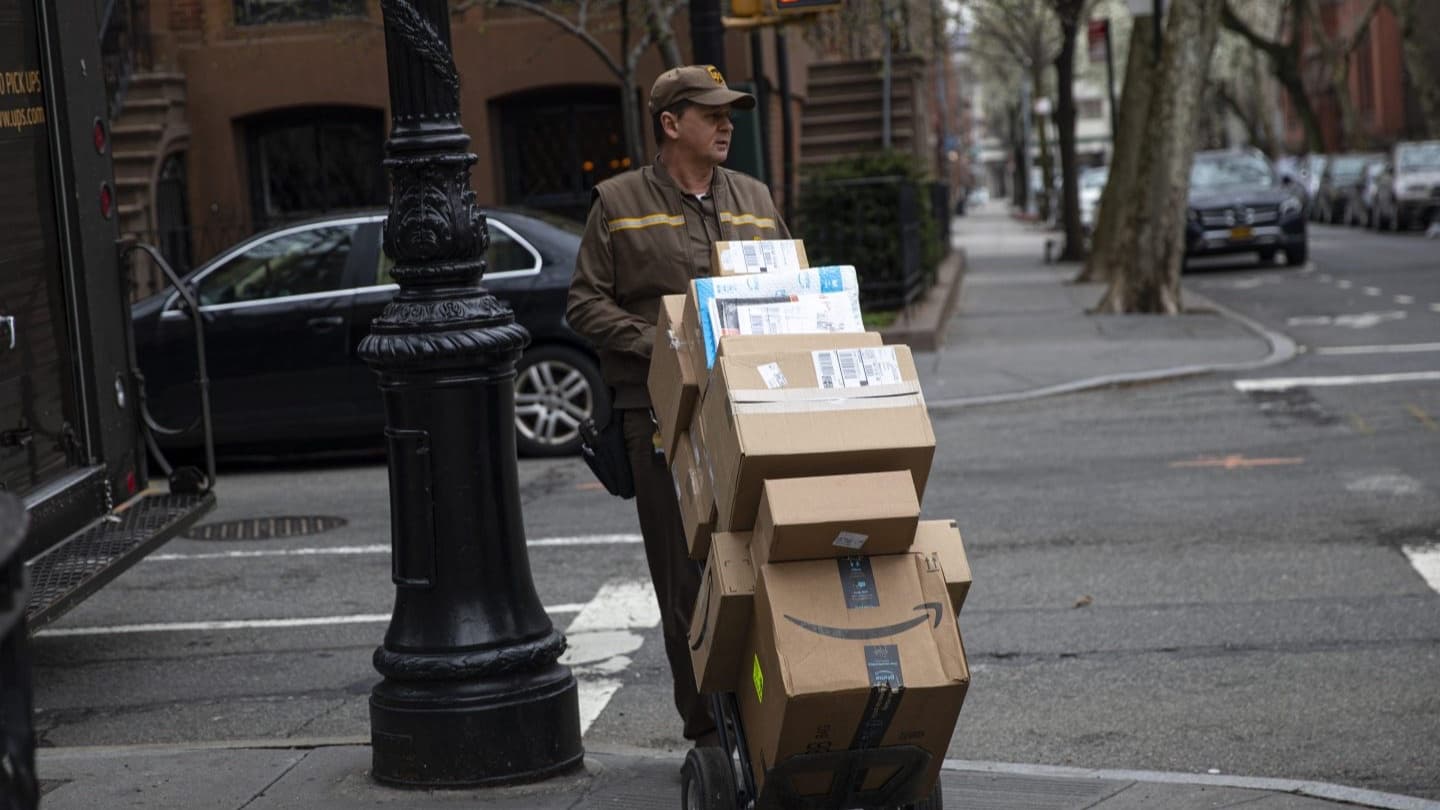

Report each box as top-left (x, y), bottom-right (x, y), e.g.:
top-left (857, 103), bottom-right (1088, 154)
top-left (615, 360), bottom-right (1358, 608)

top-left (784, 603), bottom-right (943, 640)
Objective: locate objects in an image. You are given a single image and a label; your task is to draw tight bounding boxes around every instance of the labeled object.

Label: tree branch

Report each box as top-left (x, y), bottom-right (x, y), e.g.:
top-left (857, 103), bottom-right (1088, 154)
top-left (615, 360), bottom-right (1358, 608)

top-left (487, 0), bottom-right (625, 79)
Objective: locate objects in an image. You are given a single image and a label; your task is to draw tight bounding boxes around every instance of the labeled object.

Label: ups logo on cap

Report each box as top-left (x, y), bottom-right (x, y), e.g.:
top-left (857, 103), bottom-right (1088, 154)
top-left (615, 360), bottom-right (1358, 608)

top-left (705, 65), bottom-right (725, 85)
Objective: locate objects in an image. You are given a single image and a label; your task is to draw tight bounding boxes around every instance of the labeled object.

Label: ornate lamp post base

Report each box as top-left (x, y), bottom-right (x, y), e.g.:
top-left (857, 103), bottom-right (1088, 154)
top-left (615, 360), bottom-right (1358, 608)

top-left (371, 663), bottom-right (581, 787)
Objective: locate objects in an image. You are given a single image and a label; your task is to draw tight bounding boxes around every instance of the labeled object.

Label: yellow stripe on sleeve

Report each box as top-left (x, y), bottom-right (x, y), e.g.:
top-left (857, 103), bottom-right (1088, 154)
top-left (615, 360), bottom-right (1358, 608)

top-left (607, 213), bottom-right (686, 232)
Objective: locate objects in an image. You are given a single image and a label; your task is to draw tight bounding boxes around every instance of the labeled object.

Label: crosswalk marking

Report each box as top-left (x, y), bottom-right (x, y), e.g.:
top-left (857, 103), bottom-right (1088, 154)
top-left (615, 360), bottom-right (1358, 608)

top-left (559, 579), bottom-right (660, 734)
top-left (1235, 371), bottom-right (1440, 392)
top-left (1402, 545), bottom-right (1440, 594)
top-left (145, 534), bottom-right (644, 562)
top-left (34, 604), bottom-right (586, 637)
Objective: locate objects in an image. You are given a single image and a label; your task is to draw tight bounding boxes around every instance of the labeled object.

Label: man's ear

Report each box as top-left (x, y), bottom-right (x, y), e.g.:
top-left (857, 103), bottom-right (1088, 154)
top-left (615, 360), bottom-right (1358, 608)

top-left (661, 110), bottom-right (680, 140)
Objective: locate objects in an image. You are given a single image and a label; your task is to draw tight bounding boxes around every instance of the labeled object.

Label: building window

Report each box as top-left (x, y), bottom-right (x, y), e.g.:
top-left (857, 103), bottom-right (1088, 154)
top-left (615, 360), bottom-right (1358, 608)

top-left (496, 87), bottom-right (627, 222)
top-left (234, 0), bottom-right (365, 26)
top-left (243, 107), bottom-right (386, 230)
top-left (1077, 99), bottom-right (1105, 120)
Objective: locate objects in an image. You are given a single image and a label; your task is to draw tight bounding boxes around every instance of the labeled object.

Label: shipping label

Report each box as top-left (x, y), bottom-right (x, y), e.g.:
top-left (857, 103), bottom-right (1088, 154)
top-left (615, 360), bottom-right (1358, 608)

top-left (756, 362), bottom-right (788, 389)
top-left (837, 556), bottom-right (880, 609)
top-left (833, 531), bottom-right (868, 550)
top-left (812, 347), bottom-right (904, 389)
top-left (718, 240), bottom-right (804, 274)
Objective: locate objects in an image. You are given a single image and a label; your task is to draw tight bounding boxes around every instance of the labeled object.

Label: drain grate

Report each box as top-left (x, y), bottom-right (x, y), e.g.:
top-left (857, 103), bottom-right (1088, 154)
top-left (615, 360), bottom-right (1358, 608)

top-left (1246, 388), bottom-right (1339, 427)
top-left (185, 516), bottom-right (347, 541)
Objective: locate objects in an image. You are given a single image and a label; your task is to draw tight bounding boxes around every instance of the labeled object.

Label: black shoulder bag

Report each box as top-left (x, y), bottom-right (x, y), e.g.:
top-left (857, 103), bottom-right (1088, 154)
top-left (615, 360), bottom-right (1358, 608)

top-left (579, 409), bottom-right (635, 500)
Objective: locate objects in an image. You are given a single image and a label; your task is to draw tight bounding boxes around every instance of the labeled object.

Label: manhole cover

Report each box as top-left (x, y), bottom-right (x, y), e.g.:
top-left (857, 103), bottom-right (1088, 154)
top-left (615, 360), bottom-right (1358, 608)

top-left (185, 516), bottom-right (347, 541)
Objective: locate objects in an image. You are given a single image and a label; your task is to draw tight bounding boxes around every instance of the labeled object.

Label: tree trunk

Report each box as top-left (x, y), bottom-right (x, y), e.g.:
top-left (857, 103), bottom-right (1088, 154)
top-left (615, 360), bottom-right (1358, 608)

top-left (1076, 20), bottom-right (1155, 284)
top-left (1033, 70), bottom-right (1054, 223)
top-left (1011, 102), bottom-right (1029, 210)
top-left (1097, 0), bottom-right (1222, 314)
top-left (1054, 12), bottom-right (1083, 260)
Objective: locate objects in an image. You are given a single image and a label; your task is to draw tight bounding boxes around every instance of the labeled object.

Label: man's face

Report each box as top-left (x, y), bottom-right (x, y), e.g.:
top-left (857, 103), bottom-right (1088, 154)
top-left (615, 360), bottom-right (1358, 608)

top-left (665, 103), bottom-right (735, 165)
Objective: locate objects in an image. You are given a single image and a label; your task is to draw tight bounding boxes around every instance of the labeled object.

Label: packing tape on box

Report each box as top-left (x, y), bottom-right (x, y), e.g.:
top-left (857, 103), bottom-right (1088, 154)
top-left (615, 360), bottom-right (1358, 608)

top-left (729, 394), bottom-right (925, 416)
top-left (727, 381), bottom-right (922, 403)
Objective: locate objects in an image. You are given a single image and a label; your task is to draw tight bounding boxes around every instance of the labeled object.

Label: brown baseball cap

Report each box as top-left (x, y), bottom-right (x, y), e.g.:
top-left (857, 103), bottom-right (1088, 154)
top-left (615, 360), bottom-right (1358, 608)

top-left (649, 65), bottom-right (756, 113)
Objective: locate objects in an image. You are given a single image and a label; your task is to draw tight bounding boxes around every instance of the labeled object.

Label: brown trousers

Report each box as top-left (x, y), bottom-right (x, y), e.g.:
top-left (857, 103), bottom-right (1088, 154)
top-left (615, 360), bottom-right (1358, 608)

top-left (621, 408), bottom-right (715, 741)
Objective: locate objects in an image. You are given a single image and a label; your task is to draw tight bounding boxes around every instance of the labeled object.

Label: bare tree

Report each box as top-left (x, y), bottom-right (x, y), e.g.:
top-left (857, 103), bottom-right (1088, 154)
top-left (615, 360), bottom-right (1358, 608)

top-left (1075, 16), bottom-right (1154, 284)
top-left (1048, 0), bottom-right (1088, 260)
top-left (453, 0), bottom-right (683, 162)
top-left (1386, 0), bottom-right (1440, 138)
top-left (1095, 0), bottom-right (1223, 314)
top-left (1305, 0), bottom-right (1382, 150)
top-left (969, 0), bottom-right (1062, 219)
top-left (1221, 0), bottom-right (1323, 153)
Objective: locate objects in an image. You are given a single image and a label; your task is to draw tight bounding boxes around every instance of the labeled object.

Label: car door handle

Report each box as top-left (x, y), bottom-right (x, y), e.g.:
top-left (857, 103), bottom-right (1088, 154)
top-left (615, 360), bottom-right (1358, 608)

top-left (307, 316), bottom-right (344, 333)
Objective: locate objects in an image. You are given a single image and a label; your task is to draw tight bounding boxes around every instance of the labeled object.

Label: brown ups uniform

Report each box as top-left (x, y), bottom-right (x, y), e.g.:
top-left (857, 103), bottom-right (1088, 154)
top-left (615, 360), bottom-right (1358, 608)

top-left (567, 159), bottom-right (788, 741)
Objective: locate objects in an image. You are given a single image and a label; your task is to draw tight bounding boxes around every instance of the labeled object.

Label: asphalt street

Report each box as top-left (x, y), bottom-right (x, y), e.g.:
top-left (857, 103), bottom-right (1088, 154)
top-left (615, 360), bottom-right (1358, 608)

top-left (28, 219), bottom-right (1440, 802)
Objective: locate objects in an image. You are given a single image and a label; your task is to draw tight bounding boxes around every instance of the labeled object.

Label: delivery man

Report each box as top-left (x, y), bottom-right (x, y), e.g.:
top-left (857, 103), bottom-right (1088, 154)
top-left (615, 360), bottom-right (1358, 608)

top-left (567, 65), bottom-right (790, 746)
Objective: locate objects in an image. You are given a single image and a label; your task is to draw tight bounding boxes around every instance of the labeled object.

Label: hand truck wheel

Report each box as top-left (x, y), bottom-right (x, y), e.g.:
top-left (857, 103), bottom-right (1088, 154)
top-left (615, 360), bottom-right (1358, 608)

top-left (681, 745), bottom-right (739, 810)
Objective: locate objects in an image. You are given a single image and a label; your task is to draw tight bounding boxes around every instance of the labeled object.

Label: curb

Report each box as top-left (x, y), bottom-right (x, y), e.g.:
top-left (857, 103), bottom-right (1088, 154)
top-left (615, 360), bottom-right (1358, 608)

top-left (942, 759), bottom-right (1440, 810)
top-left (880, 249), bottom-right (967, 353)
top-left (923, 282), bottom-right (1298, 413)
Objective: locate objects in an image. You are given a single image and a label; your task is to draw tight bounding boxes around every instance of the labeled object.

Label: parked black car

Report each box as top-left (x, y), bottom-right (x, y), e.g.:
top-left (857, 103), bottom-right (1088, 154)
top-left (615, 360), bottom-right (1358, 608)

top-left (1185, 149), bottom-right (1307, 266)
top-left (132, 208), bottom-right (608, 457)
top-left (1314, 152), bottom-right (1384, 225)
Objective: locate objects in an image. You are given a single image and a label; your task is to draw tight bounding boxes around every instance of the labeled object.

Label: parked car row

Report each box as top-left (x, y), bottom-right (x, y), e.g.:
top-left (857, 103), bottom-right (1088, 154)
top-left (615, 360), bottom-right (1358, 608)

top-left (1291, 141), bottom-right (1440, 231)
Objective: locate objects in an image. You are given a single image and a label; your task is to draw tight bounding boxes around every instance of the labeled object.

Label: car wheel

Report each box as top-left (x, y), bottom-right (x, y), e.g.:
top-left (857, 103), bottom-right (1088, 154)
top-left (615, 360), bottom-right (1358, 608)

top-left (1285, 244), bottom-right (1308, 266)
top-left (513, 344), bottom-right (608, 458)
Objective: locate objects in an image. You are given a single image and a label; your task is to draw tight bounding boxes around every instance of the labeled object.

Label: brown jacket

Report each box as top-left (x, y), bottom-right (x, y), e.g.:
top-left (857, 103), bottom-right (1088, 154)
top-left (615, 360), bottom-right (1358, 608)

top-left (567, 161), bottom-right (790, 409)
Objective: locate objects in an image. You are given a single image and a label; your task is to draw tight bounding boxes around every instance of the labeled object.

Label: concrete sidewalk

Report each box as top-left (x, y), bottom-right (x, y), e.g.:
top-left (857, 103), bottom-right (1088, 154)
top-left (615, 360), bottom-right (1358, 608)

top-left (913, 204), bottom-right (1294, 410)
top-left (28, 204), bottom-right (1437, 809)
top-left (34, 740), bottom-right (1439, 809)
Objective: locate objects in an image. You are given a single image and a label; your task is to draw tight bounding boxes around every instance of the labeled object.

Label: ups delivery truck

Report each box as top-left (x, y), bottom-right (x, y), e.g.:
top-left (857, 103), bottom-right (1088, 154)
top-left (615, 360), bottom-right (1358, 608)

top-left (2, 0), bottom-right (214, 631)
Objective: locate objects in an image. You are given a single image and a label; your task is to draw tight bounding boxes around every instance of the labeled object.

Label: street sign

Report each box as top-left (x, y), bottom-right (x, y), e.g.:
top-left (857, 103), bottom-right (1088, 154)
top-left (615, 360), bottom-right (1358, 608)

top-left (1087, 19), bottom-right (1109, 63)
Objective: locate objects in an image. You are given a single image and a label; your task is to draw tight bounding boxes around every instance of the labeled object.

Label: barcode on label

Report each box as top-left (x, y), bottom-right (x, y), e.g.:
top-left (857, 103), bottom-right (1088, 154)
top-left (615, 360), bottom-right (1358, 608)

top-left (837, 349), bottom-right (864, 387)
top-left (742, 243), bottom-right (760, 270)
top-left (812, 347), bottom-right (903, 388)
top-left (814, 350), bottom-right (839, 389)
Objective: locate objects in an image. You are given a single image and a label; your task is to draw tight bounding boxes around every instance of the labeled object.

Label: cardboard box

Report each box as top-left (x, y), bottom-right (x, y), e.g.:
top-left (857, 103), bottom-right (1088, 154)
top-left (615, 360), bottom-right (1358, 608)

top-left (648, 294), bottom-right (699, 462)
top-left (910, 520), bottom-right (972, 614)
top-left (699, 341), bottom-right (935, 532)
top-left (672, 428), bottom-right (716, 560)
top-left (716, 331), bottom-right (884, 360)
top-left (687, 531), bottom-right (756, 694)
top-left (712, 239), bottom-right (809, 276)
top-left (752, 471), bottom-right (921, 567)
top-left (685, 266), bottom-right (865, 375)
top-left (737, 554), bottom-right (969, 798)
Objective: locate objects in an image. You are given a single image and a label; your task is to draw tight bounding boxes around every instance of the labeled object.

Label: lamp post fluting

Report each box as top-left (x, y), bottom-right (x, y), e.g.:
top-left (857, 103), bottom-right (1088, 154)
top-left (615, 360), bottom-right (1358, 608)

top-left (360, 0), bottom-right (583, 787)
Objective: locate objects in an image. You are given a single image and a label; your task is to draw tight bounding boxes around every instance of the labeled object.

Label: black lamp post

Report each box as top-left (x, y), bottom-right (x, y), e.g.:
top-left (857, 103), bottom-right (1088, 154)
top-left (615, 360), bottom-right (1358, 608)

top-left (361, 0), bottom-right (583, 787)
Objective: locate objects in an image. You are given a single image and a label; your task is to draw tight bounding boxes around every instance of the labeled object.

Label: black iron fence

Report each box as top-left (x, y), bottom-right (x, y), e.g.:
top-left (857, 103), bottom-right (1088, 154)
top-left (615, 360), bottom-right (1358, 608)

top-left (99, 0), bottom-right (151, 119)
top-left (797, 175), bottom-right (944, 311)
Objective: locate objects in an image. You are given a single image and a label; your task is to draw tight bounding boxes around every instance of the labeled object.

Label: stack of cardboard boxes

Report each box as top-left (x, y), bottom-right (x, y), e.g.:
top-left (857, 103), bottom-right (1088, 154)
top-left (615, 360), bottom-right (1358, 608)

top-left (647, 240), bottom-right (972, 803)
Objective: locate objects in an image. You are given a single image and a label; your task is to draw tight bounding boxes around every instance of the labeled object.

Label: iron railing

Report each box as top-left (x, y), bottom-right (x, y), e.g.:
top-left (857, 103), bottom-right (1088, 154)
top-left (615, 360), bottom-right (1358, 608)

top-left (798, 175), bottom-right (936, 311)
top-left (99, 0), bottom-right (150, 119)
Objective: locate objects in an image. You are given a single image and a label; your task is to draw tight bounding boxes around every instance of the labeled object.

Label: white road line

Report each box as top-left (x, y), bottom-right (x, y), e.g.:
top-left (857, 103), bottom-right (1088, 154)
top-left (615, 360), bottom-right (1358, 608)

top-left (1234, 371), bottom-right (1440, 392)
top-left (1317, 274), bottom-right (1333, 282)
top-left (1313, 342), bottom-right (1440, 356)
top-left (1395, 295), bottom-right (1414, 305)
top-left (145, 534), bottom-right (643, 562)
top-left (559, 579), bottom-right (660, 734)
top-left (1431, 303), bottom-right (1440, 313)
top-left (33, 604), bottom-right (587, 638)
top-left (1364, 286), bottom-right (1381, 296)
top-left (1336, 280), bottom-right (1353, 289)
top-left (1402, 545), bottom-right (1440, 594)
